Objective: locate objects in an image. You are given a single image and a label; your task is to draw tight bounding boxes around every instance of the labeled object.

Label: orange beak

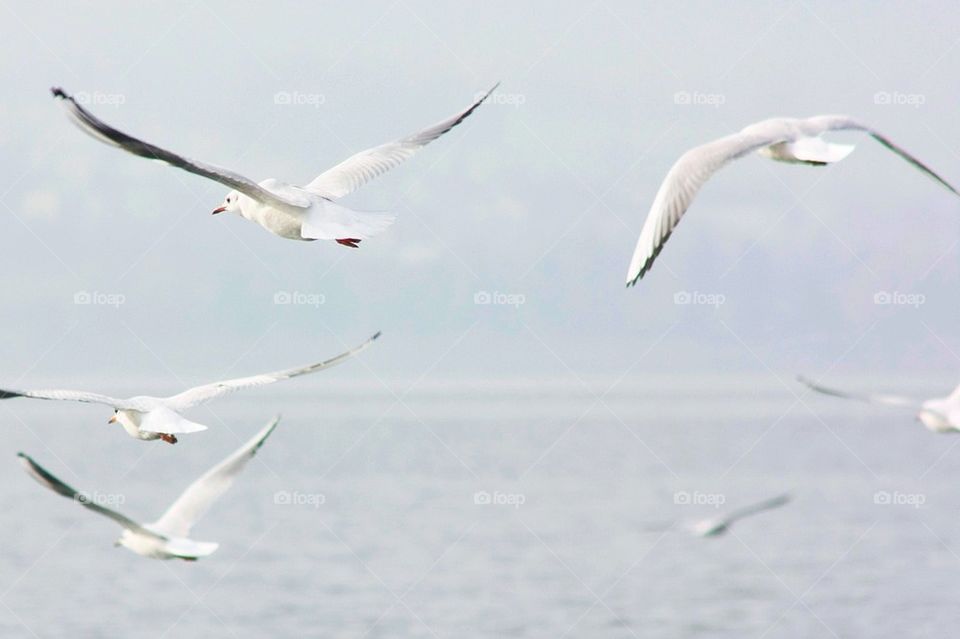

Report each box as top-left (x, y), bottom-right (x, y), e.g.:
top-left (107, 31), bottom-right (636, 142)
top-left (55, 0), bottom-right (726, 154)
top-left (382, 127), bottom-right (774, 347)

top-left (108, 414), bottom-right (117, 424)
top-left (212, 206), bottom-right (226, 215)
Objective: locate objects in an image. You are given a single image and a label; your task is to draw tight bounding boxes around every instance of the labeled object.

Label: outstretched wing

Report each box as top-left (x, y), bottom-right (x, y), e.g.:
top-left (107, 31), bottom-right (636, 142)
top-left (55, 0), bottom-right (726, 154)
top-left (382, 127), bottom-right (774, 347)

top-left (149, 416), bottom-right (280, 538)
top-left (808, 115), bottom-right (960, 196)
top-left (51, 87), bottom-right (308, 209)
top-left (305, 84), bottom-right (498, 198)
top-left (17, 452), bottom-right (162, 538)
top-left (625, 127), bottom-right (788, 286)
top-left (723, 493), bottom-right (792, 526)
top-left (165, 331), bottom-right (380, 411)
top-left (0, 387), bottom-right (140, 410)
top-left (797, 375), bottom-right (918, 408)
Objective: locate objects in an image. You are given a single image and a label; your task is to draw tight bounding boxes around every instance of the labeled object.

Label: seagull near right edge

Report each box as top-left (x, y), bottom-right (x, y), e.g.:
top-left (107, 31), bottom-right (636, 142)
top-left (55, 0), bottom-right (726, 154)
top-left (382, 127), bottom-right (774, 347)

top-left (690, 493), bottom-right (792, 537)
top-left (51, 83), bottom-right (499, 248)
top-left (0, 332), bottom-right (379, 443)
top-left (18, 415), bottom-right (280, 561)
top-left (798, 374), bottom-right (960, 434)
top-left (625, 115), bottom-right (960, 286)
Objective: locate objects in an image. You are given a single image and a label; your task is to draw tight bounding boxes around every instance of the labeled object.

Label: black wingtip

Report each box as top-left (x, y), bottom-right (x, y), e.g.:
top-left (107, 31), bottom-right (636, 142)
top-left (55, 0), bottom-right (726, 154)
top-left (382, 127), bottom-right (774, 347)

top-left (16, 451), bottom-right (26, 459)
top-left (50, 87), bottom-right (68, 99)
top-left (371, 330), bottom-right (382, 341)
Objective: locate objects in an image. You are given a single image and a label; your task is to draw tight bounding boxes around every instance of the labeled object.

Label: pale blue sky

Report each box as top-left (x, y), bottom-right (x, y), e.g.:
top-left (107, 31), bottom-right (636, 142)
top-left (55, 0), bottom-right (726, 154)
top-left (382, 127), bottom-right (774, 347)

top-left (1, 1), bottom-right (959, 393)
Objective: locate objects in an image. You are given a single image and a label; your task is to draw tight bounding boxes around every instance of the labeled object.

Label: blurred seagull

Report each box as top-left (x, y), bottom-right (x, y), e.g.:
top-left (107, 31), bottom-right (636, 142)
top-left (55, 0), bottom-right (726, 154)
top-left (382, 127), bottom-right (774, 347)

top-left (690, 493), bottom-right (792, 537)
top-left (51, 84), bottom-right (498, 248)
top-left (798, 374), bottom-right (960, 433)
top-left (18, 415), bottom-right (280, 560)
top-left (0, 332), bottom-right (379, 443)
top-left (626, 116), bottom-right (960, 285)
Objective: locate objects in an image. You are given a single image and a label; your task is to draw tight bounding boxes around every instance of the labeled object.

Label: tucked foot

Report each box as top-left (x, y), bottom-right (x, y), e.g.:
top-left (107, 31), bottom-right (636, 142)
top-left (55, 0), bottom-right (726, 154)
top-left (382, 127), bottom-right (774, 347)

top-left (336, 238), bottom-right (362, 248)
top-left (159, 433), bottom-right (178, 445)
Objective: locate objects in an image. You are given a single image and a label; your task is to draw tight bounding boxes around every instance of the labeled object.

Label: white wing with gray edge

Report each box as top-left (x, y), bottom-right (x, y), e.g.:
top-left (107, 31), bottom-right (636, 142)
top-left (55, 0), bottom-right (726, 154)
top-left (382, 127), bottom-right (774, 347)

top-left (164, 332), bottom-right (380, 411)
top-left (149, 416), bottom-right (280, 538)
top-left (51, 87), bottom-right (308, 209)
top-left (305, 84), bottom-right (499, 198)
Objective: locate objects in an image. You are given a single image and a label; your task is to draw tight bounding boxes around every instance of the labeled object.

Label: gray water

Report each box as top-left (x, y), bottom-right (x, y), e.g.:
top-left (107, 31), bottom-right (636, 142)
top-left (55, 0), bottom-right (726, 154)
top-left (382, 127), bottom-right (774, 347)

top-left (1, 381), bottom-right (958, 638)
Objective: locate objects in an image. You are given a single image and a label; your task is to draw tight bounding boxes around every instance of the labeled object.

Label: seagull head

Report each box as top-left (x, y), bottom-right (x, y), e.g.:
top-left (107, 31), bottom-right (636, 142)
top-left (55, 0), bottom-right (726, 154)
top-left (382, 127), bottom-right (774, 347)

top-left (212, 190), bottom-right (241, 215)
top-left (108, 409), bottom-right (118, 424)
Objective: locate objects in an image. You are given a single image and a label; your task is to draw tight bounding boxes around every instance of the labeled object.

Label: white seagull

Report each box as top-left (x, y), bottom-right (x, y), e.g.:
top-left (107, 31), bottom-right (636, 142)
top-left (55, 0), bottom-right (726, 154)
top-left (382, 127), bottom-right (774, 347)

top-left (0, 332), bottom-right (378, 443)
top-left (626, 116), bottom-right (960, 285)
top-left (52, 84), bottom-right (498, 248)
top-left (798, 375), bottom-right (960, 433)
top-left (690, 493), bottom-right (792, 537)
top-left (18, 415), bottom-right (280, 560)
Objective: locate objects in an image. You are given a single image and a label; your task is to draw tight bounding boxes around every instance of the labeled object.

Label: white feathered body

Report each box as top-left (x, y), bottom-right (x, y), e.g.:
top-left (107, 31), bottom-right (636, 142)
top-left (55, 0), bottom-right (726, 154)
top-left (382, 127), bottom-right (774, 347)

top-left (117, 528), bottom-right (218, 560)
top-left (236, 179), bottom-right (395, 241)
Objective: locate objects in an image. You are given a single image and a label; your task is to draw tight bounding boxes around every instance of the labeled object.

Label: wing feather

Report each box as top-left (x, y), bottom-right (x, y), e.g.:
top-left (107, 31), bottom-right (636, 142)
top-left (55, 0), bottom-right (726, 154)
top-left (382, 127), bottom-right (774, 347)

top-left (17, 452), bottom-right (162, 538)
top-left (625, 129), bottom-right (784, 286)
top-left (51, 87), bottom-right (307, 209)
top-left (165, 332), bottom-right (380, 411)
top-left (305, 84), bottom-right (498, 198)
top-left (149, 416), bottom-right (280, 538)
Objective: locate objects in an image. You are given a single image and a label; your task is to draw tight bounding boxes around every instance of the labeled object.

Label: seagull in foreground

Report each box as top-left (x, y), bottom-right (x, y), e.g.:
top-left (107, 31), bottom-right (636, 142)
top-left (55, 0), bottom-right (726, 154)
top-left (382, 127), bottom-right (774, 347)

top-left (690, 493), bottom-right (792, 537)
top-left (18, 415), bottom-right (279, 560)
top-left (51, 84), bottom-right (498, 248)
top-left (798, 375), bottom-right (960, 433)
top-left (0, 332), bottom-right (378, 443)
top-left (626, 116), bottom-right (960, 285)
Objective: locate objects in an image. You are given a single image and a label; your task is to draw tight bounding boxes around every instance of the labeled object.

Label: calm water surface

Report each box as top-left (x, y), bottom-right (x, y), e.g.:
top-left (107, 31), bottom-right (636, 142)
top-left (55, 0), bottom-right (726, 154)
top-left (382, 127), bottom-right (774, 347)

top-left (1, 380), bottom-right (958, 637)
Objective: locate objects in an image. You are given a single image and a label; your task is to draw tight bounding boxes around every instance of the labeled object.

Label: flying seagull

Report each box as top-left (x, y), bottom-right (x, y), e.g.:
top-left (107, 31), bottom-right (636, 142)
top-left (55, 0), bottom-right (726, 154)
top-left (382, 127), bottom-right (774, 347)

top-left (690, 493), bottom-right (792, 537)
top-left (798, 374), bottom-right (960, 433)
top-left (51, 84), bottom-right (498, 248)
top-left (0, 332), bottom-right (379, 443)
top-left (626, 116), bottom-right (960, 285)
top-left (18, 415), bottom-right (280, 560)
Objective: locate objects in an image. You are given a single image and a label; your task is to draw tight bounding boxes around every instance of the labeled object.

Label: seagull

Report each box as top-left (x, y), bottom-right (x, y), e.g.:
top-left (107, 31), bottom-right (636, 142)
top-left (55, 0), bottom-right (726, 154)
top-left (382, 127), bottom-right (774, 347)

top-left (0, 332), bottom-right (378, 443)
top-left (690, 493), bottom-right (792, 537)
top-left (18, 415), bottom-right (280, 560)
top-left (626, 116), bottom-right (960, 285)
top-left (51, 84), bottom-right (498, 248)
top-left (798, 374), bottom-right (960, 433)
